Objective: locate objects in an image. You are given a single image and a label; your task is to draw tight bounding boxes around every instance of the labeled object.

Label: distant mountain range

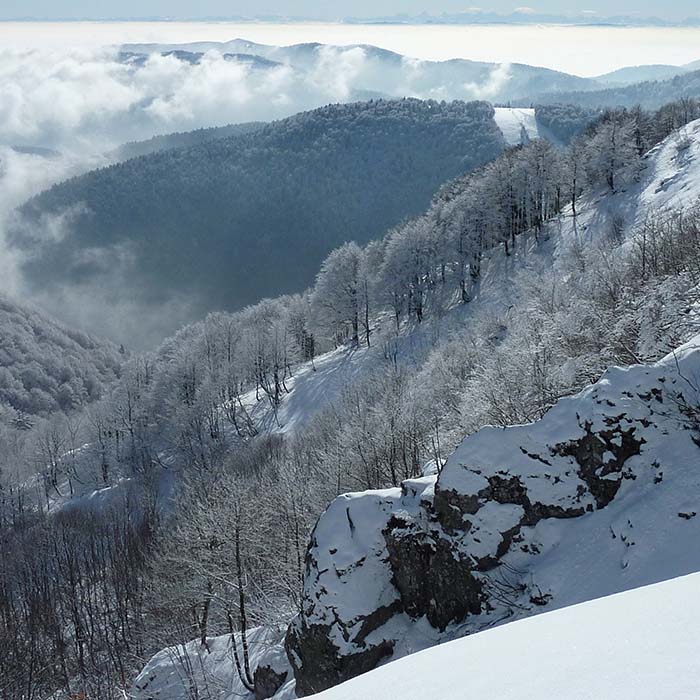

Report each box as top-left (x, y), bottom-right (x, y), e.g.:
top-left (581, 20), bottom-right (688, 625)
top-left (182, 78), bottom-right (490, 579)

top-left (595, 61), bottom-right (700, 86)
top-left (531, 68), bottom-right (700, 110)
top-left (342, 11), bottom-right (700, 27)
top-left (120, 38), bottom-right (700, 106)
top-left (5, 13), bottom-right (700, 26)
top-left (121, 38), bottom-right (595, 105)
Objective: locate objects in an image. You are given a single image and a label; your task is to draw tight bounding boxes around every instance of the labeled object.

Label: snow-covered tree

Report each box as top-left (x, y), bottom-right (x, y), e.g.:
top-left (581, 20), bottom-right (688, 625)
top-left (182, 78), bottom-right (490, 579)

top-left (311, 242), bottom-right (363, 345)
top-left (585, 114), bottom-right (641, 191)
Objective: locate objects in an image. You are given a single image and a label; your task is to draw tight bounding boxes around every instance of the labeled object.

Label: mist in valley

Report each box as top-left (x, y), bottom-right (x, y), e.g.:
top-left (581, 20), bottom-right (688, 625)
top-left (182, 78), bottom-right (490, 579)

top-left (2, 22), bottom-right (699, 348)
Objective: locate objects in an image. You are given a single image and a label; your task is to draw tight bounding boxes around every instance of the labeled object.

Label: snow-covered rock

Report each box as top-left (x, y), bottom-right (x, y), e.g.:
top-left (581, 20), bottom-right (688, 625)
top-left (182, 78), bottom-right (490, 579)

top-left (287, 336), bottom-right (700, 694)
top-left (307, 572), bottom-right (700, 700)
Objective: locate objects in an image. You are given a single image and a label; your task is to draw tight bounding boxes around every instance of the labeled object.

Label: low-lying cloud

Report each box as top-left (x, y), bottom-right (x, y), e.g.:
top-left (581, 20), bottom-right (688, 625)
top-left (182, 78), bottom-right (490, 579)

top-left (0, 44), bottom-right (515, 150)
top-left (0, 42), bottom-right (515, 347)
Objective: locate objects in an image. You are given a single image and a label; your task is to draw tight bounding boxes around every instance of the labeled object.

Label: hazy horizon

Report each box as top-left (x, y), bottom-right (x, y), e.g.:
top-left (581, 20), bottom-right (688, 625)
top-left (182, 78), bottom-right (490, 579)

top-left (2, 0), bottom-right (699, 23)
top-left (2, 21), bottom-right (700, 76)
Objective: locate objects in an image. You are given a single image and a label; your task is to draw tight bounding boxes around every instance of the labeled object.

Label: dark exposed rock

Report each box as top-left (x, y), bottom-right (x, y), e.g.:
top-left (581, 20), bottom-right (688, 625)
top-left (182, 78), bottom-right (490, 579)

top-left (519, 446), bottom-right (552, 465)
top-left (383, 515), bottom-right (483, 630)
top-left (522, 501), bottom-right (586, 526)
top-left (285, 621), bottom-right (394, 697)
top-left (495, 524), bottom-right (525, 560)
top-left (434, 467), bottom-right (589, 578)
top-left (553, 421), bottom-right (644, 508)
top-left (485, 475), bottom-right (529, 505)
top-left (433, 486), bottom-right (479, 531)
top-left (254, 665), bottom-right (288, 700)
top-left (354, 600), bottom-right (404, 645)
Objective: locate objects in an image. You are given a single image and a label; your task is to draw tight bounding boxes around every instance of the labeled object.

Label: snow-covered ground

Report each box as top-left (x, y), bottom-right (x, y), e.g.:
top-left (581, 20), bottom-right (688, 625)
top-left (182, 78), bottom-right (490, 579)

top-left (572, 118), bottom-right (700, 242)
top-left (131, 627), bottom-right (288, 700)
top-left (494, 107), bottom-right (540, 145)
top-left (308, 572), bottom-right (700, 700)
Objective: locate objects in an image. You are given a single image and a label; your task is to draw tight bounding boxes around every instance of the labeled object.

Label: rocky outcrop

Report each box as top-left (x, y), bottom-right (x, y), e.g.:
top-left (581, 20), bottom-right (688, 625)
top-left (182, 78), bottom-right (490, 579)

top-left (553, 421), bottom-right (644, 508)
top-left (384, 515), bottom-right (483, 629)
top-left (254, 664), bottom-right (288, 700)
top-left (282, 486), bottom-right (419, 695)
top-left (285, 339), bottom-right (700, 696)
top-left (286, 620), bottom-right (395, 696)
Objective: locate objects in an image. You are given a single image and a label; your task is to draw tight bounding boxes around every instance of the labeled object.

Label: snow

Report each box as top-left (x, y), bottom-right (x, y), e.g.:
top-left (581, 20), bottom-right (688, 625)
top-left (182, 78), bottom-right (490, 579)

top-left (241, 344), bottom-right (374, 434)
top-left (131, 627), bottom-right (287, 700)
top-left (309, 572), bottom-right (700, 700)
top-left (494, 107), bottom-right (540, 146)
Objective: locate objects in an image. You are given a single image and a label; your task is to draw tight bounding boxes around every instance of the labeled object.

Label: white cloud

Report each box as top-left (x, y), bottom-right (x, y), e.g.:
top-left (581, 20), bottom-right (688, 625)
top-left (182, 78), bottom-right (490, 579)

top-left (0, 146), bottom-right (108, 295)
top-left (463, 63), bottom-right (513, 99)
top-left (0, 44), bottom-right (524, 153)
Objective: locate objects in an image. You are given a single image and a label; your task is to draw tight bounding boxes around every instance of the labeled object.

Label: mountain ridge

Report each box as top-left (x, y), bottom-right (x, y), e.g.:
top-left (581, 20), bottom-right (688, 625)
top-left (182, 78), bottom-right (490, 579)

top-left (10, 98), bottom-right (505, 344)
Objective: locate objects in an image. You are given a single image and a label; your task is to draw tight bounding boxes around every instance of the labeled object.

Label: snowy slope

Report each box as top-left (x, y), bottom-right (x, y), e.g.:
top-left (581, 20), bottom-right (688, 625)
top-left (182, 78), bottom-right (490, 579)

top-left (286, 334), bottom-right (700, 693)
top-left (130, 120), bottom-right (700, 700)
top-left (493, 107), bottom-right (540, 145)
top-left (567, 118), bottom-right (700, 244)
top-left (242, 118), bottom-right (700, 439)
top-left (309, 573), bottom-right (700, 700)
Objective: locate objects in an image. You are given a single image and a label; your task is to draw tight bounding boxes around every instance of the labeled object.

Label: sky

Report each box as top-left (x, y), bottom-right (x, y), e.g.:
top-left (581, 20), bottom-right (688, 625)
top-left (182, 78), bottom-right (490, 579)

top-left (1, 1), bottom-right (698, 22)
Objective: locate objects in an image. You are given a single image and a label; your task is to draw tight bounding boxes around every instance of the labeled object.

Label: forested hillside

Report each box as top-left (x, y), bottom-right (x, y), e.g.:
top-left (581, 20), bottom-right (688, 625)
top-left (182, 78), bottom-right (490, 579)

top-left (126, 99), bottom-right (700, 700)
top-left (532, 69), bottom-right (700, 109)
top-left (0, 294), bottom-right (122, 430)
top-left (11, 99), bottom-right (505, 341)
top-left (533, 103), bottom-right (600, 143)
top-left (113, 121), bottom-right (265, 161)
